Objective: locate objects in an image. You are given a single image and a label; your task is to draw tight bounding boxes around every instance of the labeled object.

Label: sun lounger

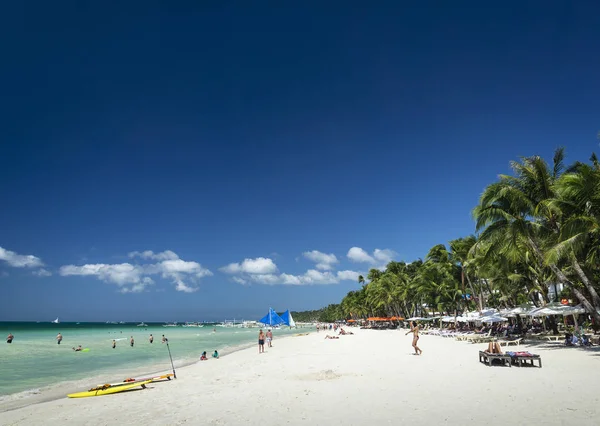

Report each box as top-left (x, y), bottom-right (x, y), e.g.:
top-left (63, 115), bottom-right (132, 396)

top-left (498, 338), bottom-right (522, 346)
top-left (506, 351), bottom-right (542, 368)
top-left (478, 351), bottom-right (511, 367)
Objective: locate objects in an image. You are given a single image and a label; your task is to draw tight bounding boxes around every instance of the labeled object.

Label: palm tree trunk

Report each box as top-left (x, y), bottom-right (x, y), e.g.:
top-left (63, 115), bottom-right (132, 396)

top-left (465, 273), bottom-right (482, 312)
top-left (571, 258), bottom-right (600, 308)
top-left (526, 236), bottom-right (600, 323)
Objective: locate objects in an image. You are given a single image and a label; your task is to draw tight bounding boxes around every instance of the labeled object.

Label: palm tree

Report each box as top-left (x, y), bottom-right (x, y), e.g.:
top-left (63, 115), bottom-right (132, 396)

top-left (473, 150), bottom-right (600, 323)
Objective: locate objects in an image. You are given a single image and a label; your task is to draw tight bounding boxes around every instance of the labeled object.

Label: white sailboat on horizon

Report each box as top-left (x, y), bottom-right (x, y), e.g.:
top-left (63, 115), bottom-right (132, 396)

top-left (51, 317), bottom-right (59, 324)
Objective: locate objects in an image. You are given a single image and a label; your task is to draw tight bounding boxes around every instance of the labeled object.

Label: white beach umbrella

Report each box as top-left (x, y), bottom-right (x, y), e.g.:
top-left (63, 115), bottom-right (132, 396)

top-left (480, 315), bottom-right (508, 323)
top-left (561, 305), bottom-right (586, 316)
top-left (441, 316), bottom-right (455, 323)
top-left (529, 305), bottom-right (572, 317)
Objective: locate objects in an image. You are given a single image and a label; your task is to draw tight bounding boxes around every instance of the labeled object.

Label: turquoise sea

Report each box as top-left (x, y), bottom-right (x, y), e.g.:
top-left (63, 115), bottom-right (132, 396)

top-left (0, 322), bottom-right (309, 404)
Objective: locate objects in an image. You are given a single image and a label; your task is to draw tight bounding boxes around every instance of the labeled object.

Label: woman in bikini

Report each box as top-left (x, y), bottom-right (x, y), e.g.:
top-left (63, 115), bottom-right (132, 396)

top-left (405, 321), bottom-right (422, 355)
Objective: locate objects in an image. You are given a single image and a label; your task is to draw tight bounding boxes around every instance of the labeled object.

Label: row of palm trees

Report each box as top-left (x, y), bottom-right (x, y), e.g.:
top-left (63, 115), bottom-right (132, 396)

top-left (337, 149), bottom-right (600, 327)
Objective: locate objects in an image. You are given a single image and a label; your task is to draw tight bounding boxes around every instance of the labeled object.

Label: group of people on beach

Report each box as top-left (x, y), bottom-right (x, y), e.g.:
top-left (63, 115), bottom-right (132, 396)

top-left (258, 329), bottom-right (273, 353)
top-left (200, 350), bottom-right (219, 360)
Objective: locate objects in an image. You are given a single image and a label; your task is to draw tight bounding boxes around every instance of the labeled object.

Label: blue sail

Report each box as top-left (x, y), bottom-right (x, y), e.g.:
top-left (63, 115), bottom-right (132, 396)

top-left (258, 308), bottom-right (285, 326)
top-left (280, 310), bottom-right (296, 327)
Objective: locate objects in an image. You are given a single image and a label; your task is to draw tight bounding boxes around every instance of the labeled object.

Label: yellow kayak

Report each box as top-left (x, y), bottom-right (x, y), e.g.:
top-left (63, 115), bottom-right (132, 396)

top-left (67, 379), bottom-right (152, 398)
top-left (95, 373), bottom-right (173, 388)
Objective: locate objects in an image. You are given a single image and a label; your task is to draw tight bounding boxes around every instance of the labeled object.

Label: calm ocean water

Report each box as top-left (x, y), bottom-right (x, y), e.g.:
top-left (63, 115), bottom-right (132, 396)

top-left (0, 322), bottom-right (309, 400)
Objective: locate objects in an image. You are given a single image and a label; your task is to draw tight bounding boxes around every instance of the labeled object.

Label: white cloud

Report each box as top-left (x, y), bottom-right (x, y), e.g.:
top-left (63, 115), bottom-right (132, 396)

top-left (336, 270), bottom-right (361, 281)
top-left (347, 247), bottom-right (397, 269)
top-left (0, 246), bottom-right (44, 268)
top-left (128, 250), bottom-right (179, 261)
top-left (232, 276), bottom-right (248, 285)
top-left (33, 268), bottom-right (52, 277)
top-left (303, 250), bottom-right (338, 270)
top-left (347, 247), bottom-right (376, 264)
top-left (60, 250), bottom-right (211, 293)
top-left (373, 249), bottom-right (396, 265)
top-left (220, 257), bottom-right (278, 275)
top-left (240, 269), bottom-right (361, 286)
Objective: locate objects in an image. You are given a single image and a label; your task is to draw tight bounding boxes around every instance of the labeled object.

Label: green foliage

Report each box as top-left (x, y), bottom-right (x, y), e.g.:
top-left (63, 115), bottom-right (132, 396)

top-left (296, 149), bottom-right (600, 324)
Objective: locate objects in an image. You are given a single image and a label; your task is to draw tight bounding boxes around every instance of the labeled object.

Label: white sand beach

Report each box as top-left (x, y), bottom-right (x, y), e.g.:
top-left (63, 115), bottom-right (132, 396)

top-left (1, 328), bottom-right (599, 426)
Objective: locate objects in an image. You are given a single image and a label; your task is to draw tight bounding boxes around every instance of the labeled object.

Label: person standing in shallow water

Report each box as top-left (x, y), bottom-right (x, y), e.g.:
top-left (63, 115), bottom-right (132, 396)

top-left (7, 333), bottom-right (14, 343)
top-left (405, 321), bottom-right (422, 355)
top-left (258, 329), bottom-right (265, 354)
top-left (130, 336), bottom-right (134, 347)
top-left (149, 334), bottom-right (153, 344)
top-left (112, 340), bottom-right (116, 349)
top-left (56, 333), bottom-right (63, 345)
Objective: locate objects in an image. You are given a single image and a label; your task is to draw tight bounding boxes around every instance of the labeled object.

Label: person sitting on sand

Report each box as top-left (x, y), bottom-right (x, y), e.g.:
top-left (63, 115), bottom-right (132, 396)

top-left (325, 335), bottom-right (339, 339)
top-left (7, 333), bottom-right (14, 344)
top-left (200, 351), bottom-right (208, 361)
top-left (72, 345), bottom-right (82, 351)
top-left (486, 341), bottom-right (502, 354)
top-left (213, 350), bottom-right (219, 359)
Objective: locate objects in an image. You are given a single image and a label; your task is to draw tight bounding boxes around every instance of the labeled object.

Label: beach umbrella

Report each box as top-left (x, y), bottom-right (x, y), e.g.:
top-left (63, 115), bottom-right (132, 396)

top-left (510, 304), bottom-right (535, 315)
top-left (561, 305), bottom-right (586, 316)
top-left (479, 315), bottom-right (508, 323)
top-left (441, 316), bottom-right (455, 323)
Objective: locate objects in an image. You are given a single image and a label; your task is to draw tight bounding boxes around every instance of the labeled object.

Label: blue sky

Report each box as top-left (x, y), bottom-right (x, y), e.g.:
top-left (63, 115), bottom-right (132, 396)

top-left (1, 1), bottom-right (599, 321)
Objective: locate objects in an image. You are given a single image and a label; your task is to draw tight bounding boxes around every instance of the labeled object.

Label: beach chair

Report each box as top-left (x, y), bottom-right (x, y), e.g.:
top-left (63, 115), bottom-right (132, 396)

top-left (506, 351), bottom-right (542, 368)
top-left (498, 338), bottom-right (522, 346)
top-left (478, 351), bottom-right (511, 367)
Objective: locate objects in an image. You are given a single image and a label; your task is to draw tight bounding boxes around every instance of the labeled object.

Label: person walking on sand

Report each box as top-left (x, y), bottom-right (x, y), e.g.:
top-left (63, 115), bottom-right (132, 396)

top-left (7, 333), bottom-right (14, 343)
top-left (56, 333), bottom-right (63, 345)
top-left (405, 321), bottom-right (422, 355)
top-left (258, 329), bottom-right (265, 354)
top-left (130, 336), bottom-right (134, 347)
top-left (112, 339), bottom-right (116, 349)
top-left (149, 334), bottom-right (154, 344)
top-left (266, 329), bottom-right (273, 348)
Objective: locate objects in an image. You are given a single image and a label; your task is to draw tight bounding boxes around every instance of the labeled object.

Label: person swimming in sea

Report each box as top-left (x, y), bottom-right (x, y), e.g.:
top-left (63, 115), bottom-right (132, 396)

top-left (72, 345), bottom-right (82, 352)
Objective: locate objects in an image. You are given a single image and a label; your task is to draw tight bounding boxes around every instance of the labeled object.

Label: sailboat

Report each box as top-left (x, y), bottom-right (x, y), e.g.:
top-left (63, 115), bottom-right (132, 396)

top-left (258, 308), bottom-right (285, 327)
top-left (280, 310), bottom-right (296, 328)
top-left (52, 317), bottom-right (59, 324)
